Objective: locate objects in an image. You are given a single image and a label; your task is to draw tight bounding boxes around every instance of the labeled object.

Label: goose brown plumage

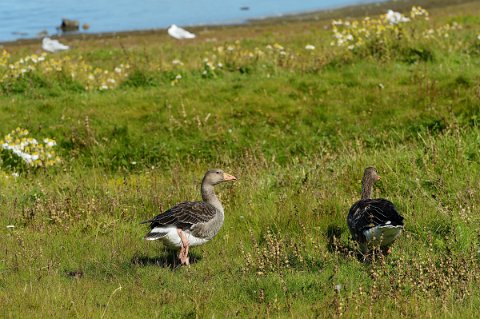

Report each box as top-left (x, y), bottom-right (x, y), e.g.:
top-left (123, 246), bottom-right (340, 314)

top-left (141, 169), bottom-right (236, 265)
top-left (347, 167), bottom-right (404, 255)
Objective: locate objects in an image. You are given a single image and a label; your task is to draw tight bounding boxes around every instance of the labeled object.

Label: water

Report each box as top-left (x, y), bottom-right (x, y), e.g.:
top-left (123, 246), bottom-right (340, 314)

top-left (0, 0), bottom-right (381, 42)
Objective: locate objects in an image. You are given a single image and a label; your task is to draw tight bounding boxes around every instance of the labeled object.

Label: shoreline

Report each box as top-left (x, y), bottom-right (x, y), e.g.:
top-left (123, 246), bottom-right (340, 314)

top-left (249, 0), bottom-right (474, 23)
top-left (0, 0), bottom-right (476, 47)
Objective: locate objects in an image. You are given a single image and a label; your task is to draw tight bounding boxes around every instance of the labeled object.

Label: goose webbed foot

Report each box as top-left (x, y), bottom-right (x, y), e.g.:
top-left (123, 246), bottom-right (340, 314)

top-left (179, 253), bottom-right (190, 266)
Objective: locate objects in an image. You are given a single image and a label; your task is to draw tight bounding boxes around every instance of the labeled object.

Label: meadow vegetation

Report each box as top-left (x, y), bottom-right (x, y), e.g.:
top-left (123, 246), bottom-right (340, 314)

top-left (1, 1), bottom-right (480, 317)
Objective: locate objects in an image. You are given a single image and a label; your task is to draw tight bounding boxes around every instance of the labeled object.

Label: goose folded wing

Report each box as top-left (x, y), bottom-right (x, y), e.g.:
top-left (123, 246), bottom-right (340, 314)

top-left (349, 198), bottom-right (403, 232)
top-left (142, 201), bottom-right (218, 230)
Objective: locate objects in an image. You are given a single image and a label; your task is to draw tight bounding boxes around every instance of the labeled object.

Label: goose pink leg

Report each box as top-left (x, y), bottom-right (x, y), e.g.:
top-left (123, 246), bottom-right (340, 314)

top-left (177, 229), bottom-right (190, 265)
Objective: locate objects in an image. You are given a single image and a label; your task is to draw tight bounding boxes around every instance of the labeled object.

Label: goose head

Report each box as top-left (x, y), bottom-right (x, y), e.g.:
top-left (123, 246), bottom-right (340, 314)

top-left (363, 167), bottom-right (381, 183)
top-left (202, 169), bottom-right (237, 186)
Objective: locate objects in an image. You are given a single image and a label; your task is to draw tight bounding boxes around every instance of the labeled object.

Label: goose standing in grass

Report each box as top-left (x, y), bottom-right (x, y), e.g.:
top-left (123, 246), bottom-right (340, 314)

top-left (141, 169), bottom-right (236, 265)
top-left (347, 167), bottom-right (404, 255)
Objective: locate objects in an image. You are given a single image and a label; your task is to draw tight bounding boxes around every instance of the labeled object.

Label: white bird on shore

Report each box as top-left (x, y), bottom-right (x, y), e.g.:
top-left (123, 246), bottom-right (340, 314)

top-left (42, 37), bottom-right (70, 52)
top-left (167, 24), bottom-right (196, 39)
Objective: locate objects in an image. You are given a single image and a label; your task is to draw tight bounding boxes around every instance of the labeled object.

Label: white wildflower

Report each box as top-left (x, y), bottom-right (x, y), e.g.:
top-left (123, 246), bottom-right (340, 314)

top-left (43, 138), bottom-right (56, 147)
top-left (385, 10), bottom-right (410, 25)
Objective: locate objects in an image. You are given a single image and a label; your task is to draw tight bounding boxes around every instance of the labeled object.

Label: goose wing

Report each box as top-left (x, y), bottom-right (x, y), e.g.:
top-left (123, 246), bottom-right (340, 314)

top-left (141, 201), bottom-right (218, 230)
top-left (347, 198), bottom-right (403, 241)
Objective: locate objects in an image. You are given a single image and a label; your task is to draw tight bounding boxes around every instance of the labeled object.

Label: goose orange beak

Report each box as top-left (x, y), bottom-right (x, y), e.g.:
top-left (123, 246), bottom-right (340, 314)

top-left (223, 173), bottom-right (237, 181)
top-left (377, 175), bottom-right (381, 181)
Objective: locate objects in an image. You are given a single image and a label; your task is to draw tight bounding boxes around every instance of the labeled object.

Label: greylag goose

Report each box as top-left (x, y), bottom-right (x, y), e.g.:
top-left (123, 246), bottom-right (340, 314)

top-left (347, 167), bottom-right (404, 255)
top-left (141, 169), bottom-right (236, 265)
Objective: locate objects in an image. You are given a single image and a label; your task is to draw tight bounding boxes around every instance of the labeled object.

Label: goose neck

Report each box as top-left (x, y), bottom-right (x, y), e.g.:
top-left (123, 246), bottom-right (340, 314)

top-left (361, 176), bottom-right (375, 200)
top-left (201, 183), bottom-right (223, 212)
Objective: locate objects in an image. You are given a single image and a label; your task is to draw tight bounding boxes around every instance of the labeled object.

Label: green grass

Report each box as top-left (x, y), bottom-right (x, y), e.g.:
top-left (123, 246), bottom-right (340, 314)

top-left (1, 1), bottom-right (480, 318)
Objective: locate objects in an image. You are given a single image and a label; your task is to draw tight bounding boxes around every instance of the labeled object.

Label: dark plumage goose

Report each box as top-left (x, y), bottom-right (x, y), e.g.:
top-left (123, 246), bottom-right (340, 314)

top-left (347, 167), bottom-right (404, 255)
top-left (141, 169), bottom-right (236, 265)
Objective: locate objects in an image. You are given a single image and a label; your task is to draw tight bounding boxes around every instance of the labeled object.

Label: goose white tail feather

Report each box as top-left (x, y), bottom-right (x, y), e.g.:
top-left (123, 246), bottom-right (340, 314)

top-left (145, 233), bottom-right (167, 240)
top-left (144, 226), bottom-right (173, 241)
top-left (144, 226), bottom-right (211, 248)
top-left (364, 225), bottom-right (403, 247)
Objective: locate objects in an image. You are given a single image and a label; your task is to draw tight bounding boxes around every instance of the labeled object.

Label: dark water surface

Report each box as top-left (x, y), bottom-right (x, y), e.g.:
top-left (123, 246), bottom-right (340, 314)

top-left (0, 0), bottom-right (381, 42)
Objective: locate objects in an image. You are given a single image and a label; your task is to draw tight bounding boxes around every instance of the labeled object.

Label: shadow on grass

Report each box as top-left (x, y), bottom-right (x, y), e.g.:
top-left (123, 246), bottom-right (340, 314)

top-left (326, 224), bottom-right (365, 261)
top-left (130, 250), bottom-right (203, 270)
top-left (327, 225), bottom-right (397, 263)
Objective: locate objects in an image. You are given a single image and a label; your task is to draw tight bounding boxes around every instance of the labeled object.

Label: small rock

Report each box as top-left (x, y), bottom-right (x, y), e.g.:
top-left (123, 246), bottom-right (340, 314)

top-left (60, 19), bottom-right (79, 32)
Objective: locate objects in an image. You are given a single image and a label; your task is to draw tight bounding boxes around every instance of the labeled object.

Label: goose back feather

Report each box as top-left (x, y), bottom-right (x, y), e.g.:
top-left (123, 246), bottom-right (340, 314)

top-left (141, 201), bottom-right (218, 230)
top-left (348, 198), bottom-right (404, 246)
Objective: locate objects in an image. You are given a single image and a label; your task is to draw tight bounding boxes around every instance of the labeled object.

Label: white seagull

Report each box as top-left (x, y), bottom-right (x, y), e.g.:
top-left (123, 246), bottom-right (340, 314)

top-left (42, 37), bottom-right (70, 53)
top-left (168, 24), bottom-right (196, 40)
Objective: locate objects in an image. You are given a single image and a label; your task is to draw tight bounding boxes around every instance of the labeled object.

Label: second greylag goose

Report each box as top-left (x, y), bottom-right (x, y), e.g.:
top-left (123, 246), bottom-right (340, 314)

top-left (141, 169), bottom-right (236, 265)
top-left (347, 167), bottom-right (404, 255)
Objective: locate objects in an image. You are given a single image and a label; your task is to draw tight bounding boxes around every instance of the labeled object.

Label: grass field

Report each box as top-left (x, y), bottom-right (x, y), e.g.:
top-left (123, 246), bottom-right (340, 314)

top-left (1, 1), bottom-right (480, 318)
